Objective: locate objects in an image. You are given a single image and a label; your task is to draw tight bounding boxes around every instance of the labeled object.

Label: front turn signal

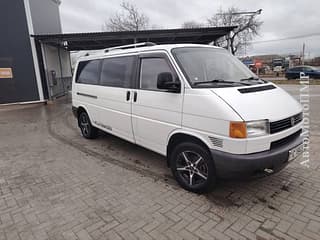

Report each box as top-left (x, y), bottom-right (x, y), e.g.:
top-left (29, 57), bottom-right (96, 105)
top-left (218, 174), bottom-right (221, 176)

top-left (229, 122), bottom-right (247, 138)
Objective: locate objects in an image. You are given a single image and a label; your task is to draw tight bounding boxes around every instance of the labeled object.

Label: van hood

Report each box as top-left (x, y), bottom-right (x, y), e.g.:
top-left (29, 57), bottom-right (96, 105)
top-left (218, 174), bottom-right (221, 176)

top-left (211, 84), bottom-right (302, 122)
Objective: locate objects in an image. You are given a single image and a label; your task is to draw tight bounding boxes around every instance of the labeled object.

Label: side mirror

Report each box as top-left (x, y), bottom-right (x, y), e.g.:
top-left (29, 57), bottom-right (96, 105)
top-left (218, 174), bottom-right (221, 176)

top-left (157, 72), bottom-right (181, 92)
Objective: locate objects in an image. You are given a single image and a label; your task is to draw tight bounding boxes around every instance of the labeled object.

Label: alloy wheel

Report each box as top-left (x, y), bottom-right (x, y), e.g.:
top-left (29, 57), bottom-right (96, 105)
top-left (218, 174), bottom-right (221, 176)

top-left (176, 151), bottom-right (208, 187)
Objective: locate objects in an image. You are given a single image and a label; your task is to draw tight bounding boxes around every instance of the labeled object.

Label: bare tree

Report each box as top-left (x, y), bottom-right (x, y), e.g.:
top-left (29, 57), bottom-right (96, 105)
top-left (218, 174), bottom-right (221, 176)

top-left (208, 7), bottom-right (263, 55)
top-left (103, 1), bottom-right (149, 31)
top-left (181, 21), bottom-right (204, 29)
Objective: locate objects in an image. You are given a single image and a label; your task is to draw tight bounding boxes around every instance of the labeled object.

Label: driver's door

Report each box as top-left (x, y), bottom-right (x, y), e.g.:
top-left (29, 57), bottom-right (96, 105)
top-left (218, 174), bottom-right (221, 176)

top-left (131, 52), bottom-right (184, 155)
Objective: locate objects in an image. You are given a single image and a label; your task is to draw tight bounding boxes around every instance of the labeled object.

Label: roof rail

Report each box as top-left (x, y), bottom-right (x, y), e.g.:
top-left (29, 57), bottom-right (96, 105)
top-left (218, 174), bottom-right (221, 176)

top-left (104, 42), bottom-right (157, 52)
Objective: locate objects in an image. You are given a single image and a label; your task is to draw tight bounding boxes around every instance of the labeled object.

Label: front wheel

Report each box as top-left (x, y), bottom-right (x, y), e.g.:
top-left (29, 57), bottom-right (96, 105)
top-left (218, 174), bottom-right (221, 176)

top-left (170, 142), bottom-right (216, 193)
top-left (78, 111), bottom-right (98, 139)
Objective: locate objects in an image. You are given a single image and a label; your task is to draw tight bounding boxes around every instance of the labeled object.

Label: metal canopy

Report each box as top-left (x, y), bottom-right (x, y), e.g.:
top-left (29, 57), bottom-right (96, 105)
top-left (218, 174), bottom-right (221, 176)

top-left (32, 26), bottom-right (236, 51)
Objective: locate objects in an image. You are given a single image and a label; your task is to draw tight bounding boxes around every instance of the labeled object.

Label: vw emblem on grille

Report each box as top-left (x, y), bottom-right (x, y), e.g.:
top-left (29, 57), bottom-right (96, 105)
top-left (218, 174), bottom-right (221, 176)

top-left (291, 117), bottom-right (295, 126)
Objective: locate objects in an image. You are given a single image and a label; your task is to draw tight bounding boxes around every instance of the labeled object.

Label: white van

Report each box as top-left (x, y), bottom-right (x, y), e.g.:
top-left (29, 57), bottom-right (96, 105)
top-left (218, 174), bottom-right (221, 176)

top-left (72, 43), bottom-right (303, 193)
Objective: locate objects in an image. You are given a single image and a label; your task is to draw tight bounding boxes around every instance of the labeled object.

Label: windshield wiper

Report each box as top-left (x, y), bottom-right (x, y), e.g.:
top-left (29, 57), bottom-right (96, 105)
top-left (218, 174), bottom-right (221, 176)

top-left (193, 79), bottom-right (247, 86)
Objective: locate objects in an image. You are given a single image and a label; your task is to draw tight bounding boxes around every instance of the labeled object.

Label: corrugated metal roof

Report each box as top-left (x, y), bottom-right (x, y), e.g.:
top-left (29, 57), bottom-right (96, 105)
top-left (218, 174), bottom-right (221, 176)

top-left (32, 27), bottom-right (236, 51)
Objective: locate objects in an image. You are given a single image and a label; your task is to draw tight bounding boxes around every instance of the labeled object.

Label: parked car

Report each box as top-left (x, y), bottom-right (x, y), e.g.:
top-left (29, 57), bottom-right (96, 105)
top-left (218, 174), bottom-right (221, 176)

top-left (72, 43), bottom-right (303, 193)
top-left (272, 58), bottom-right (286, 76)
top-left (285, 65), bottom-right (320, 79)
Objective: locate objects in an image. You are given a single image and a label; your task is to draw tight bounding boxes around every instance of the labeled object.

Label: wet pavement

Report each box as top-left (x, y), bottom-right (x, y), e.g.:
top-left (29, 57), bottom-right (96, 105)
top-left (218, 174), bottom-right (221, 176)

top-left (0, 85), bottom-right (319, 240)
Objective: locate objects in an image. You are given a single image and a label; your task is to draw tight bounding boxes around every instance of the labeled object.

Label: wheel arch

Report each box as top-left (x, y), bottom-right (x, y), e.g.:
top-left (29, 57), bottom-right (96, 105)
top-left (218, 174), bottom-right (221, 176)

top-left (77, 105), bottom-right (87, 116)
top-left (75, 105), bottom-right (90, 126)
top-left (166, 130), bottom-right (211, 167)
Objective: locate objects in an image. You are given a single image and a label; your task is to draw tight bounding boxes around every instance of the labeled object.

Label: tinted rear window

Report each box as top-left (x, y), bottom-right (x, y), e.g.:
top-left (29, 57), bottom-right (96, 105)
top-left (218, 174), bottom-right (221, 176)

top-left (100, 56), bottom-right (135, 88)
top-left (76, 60), bottom-right (101, 85)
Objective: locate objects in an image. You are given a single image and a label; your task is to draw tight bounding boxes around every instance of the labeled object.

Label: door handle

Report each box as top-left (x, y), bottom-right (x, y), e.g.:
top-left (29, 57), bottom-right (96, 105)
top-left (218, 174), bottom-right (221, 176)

top-left (126, 91), bottom-right (130, 101)
top-left (133, 91), bottom-right (137, 102)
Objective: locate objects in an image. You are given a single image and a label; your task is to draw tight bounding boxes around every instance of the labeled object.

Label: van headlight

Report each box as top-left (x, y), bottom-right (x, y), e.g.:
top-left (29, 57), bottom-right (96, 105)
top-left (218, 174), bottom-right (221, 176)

top-left (230, 120), bottom-right (269, 138)
top-left (246, 120), bottom-right (269, 138)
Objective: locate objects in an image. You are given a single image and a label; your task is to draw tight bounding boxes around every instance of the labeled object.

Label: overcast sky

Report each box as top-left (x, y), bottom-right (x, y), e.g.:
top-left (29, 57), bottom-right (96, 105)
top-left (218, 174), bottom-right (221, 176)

top-left (60, 0), bottom-right (320, 57)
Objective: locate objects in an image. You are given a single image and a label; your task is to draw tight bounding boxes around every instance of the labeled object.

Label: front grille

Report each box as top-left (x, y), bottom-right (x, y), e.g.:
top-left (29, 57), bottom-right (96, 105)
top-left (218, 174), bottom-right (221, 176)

top-left (270, 112), bottom-right (303, 134)
top-left (271, 129), bottom-right (302, 149)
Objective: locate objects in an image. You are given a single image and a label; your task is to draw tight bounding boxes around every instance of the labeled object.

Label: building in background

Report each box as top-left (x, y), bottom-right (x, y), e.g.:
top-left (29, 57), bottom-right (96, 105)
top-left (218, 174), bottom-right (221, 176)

top-left (0, 0), bottom-right (235, 105)
top-left (0, 0), bottom-right (72, 104)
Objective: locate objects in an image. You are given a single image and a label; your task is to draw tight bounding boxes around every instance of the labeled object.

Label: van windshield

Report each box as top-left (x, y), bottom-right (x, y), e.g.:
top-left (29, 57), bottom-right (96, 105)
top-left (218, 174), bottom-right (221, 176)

top-left (172, 47), bottom-right (266, 88)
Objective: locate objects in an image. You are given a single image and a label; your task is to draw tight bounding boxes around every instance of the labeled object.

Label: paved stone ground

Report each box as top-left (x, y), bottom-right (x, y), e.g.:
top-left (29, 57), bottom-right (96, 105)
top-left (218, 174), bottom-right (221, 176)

top-left (0, 85), bottom-right (319, 240)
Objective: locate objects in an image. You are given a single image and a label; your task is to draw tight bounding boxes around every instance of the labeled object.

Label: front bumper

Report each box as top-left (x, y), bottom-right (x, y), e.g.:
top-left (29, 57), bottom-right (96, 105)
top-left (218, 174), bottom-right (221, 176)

top-left (211, 132), bottom-right (303, 179)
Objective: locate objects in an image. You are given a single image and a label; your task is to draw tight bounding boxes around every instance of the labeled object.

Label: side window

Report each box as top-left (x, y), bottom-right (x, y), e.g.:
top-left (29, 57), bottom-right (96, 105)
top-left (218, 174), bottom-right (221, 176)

top-left (140, 58), bottom-right (175, 91)
top-left (76, 60), bottom-right (101, 85)
top-left (100, 56), bottom-right (135, 88)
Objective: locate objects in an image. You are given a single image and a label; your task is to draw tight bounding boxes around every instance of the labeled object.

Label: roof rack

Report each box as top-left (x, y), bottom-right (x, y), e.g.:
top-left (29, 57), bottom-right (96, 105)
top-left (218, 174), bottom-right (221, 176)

top-left (104, 42), bottom-right (156, 52)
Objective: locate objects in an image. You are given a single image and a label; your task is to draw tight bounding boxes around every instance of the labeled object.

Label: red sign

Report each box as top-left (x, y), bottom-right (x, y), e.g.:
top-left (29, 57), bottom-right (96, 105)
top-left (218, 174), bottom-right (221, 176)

top-left (254, 60), bottom-right (263, 69)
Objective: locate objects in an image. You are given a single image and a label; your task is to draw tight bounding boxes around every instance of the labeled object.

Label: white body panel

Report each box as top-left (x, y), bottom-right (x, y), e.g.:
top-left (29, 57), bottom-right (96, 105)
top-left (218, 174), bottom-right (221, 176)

top-left (73, 84), bottom-right (101, 127)
top-left (132, 90), bottom-right (183, 154)
top-left (212, 84), bottom-right (302, 122)
top-left (72, 44), bottom-right (303, 157)
top-left (181, 88), bottom-right (247, 154)
top-left (95, 86), bottom-right (134, 142)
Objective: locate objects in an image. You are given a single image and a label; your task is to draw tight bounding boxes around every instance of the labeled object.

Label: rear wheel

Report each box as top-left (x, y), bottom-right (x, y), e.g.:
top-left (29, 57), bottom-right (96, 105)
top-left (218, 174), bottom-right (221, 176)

top-left (170, 142), bottom-right (216, 193)
top-left (78, 111), bottom-right (98, 139)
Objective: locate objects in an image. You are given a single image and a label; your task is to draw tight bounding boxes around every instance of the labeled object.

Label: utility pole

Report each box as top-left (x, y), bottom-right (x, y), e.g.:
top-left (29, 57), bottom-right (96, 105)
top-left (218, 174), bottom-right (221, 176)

top-left (302, 43), bottom-right (305, 65)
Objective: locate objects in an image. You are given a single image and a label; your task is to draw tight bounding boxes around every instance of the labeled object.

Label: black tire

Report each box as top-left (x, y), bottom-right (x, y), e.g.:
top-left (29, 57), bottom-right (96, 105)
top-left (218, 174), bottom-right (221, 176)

top-left (170, 142), bottom-right (216, 193)
top-left (78, 111), bottom-right (98, 139)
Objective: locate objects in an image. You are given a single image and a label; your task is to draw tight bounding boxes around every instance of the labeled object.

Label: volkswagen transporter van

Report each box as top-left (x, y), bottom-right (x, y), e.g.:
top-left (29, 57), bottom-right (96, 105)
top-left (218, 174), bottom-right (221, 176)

top-left (72, 43), bottom-right (303, 193)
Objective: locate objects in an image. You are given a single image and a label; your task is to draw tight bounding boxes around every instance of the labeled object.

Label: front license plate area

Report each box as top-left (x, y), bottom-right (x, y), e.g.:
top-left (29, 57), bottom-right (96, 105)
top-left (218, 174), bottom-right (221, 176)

top-left (288, 144), bottom-right (303, 162)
